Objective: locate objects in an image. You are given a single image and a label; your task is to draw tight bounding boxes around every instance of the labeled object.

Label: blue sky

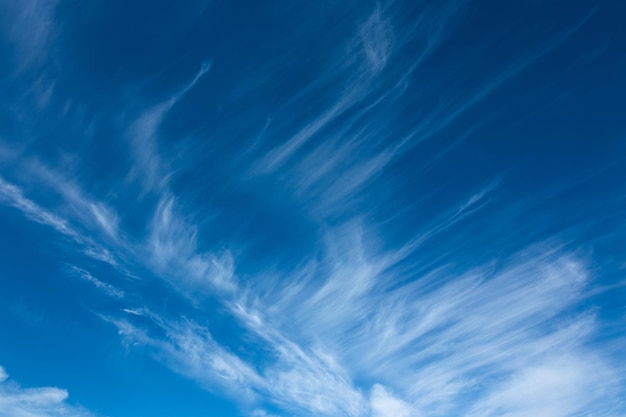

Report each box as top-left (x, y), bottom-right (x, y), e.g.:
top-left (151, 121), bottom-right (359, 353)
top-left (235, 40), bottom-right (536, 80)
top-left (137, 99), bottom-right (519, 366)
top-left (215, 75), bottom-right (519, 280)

top-left (0, 0), bottom-right (625, 416)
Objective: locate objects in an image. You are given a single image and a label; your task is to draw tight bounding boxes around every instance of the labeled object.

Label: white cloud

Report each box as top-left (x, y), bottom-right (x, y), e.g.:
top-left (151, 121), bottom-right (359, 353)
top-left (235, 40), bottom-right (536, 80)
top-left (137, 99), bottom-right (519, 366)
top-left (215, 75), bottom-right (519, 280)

top-left (0, 175), bottom-right (119, 269)
top-left (4, 163), bottom-right (623, 417)
top-left (175, 60), bottom-right (213, 102)
top-left (0, 170), bottom-right (235, 301)
top-left (467, 353), bottom-right (617, 417)
top-left (358, 6), bottom-right (393, 74)
top-left (147, 195), bottom-right (236, 294)
top-left (252, 93), bottom-right (355, 174)
top-left (113, 313), bottom-right (264, 403)
top-left (109, 217), bottom-right (608, 417)
top-left (26, 161), bottom-right (121, 241)
top-left (113, 306), bottom-right (368, 417)
top-left (370, 384), bottom-right (415, 417)
top-left (250, 7), bottom-right (399, 177)
top-left (262, 343), bottom-right (367, 417)
top-left (127, 61), bottom-right (211, 193)
top-left (0, 365), bottom-right (96, 417)
top-left (0, 4), bottom-right (622, 417)
top-left (109, 216), bottom-right (622, 417)
top-left (127, 101), bottom-right (173, 193)
top-left (250, 410), bottom-right (281, 417)
top-left (243, 3), bottom-right (480, 217)
top-left (391, 6), bottom-right (598, 153)
top-left (0, 0), bottom-right (59, 67)
top-left (0, 176), bottom-right (79, 239)
top-left (69, 266), bottom-right (124, 299)
top-left (228, 223), bottom-right (623, 417)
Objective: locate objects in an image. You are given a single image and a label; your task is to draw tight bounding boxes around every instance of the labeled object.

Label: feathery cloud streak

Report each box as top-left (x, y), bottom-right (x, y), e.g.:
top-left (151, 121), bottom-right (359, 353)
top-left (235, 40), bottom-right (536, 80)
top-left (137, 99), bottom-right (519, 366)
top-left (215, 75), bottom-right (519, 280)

top-left (0, 366), bottom-right (96, 417)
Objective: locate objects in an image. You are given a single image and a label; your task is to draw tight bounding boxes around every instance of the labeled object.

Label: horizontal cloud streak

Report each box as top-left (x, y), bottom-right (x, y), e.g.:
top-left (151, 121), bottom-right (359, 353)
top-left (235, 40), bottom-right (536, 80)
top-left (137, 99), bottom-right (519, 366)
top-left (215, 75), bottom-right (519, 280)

top-left (0, 365), bottom-right (96, 417)
top-left (69, 265), bottom-right (124, 299)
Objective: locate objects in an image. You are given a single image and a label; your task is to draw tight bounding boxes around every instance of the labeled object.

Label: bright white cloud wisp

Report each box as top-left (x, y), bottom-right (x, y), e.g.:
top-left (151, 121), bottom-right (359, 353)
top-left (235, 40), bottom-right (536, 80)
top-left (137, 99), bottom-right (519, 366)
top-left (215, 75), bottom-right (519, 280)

top-left (0, 366), bottom-right (95, 417)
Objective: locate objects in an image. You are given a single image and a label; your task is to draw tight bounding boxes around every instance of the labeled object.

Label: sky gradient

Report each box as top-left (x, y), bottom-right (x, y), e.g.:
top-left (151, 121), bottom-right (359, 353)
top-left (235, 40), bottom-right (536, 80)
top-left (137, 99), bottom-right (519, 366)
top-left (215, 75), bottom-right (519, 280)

top-left (0, 1), bottom-right (625, 416)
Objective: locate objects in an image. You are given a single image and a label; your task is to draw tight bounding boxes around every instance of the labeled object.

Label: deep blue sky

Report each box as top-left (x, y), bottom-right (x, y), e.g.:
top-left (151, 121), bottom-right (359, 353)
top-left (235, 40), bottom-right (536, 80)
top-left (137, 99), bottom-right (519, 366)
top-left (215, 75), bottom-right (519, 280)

top-left (0, 1), bottom-right (625, 416)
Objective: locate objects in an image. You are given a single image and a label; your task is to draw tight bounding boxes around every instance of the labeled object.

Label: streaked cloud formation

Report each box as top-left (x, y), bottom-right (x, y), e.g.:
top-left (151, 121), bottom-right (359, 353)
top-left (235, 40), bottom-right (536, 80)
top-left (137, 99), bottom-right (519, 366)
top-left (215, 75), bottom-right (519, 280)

top-left (0, 0), bottom-right (624, 417)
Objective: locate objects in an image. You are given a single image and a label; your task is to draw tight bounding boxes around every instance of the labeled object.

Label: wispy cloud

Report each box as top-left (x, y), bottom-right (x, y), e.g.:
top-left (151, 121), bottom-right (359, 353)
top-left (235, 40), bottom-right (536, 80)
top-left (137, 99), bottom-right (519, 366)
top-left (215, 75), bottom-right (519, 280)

top-left (69, 266), bottom-right (124, 299)
top-left (392, 6), bottom-right (598, 153)
top-left (228, 226), bottom-right (622, 416)
top-left (241, 3), bottom-right (480, 217)
top-left (26, 161), bottom-right (121, 241)
top-left (467, 353), bottom-right (617, 417)
top-left (1, 162), bottom-right (234, 300)
top-left (175, 60), bottom-right (213, 102)
top-left (0, 2), bottom-right (623, 417)
top-left (112, 312), bottom-right (264, 402)
top-left (243, 1), bottom-right (599, 223)
top-left (0, 0), bottom-right (59, 68)
top-left (370, 384), bottom-right (415, 417)
top-left (250, 6), bottom-right (400, 177)
top-left (0, 175), bottom-right (119, 268)
top-left (112, 307), bottom-right (368, 417)
top-left (357, 5), bottom-right (393, 75)
top-left (0, 365), bottom-right (97, 417)
top-left (147, 194), bottom-right (236, 294)
top-left (250, 410), bottom-right (281, 417)
top-left (108, 217), bottom-right (623, 417)
top-left (0, 175), bottom-right (80, 240)
top-left (127, 62), bottom-right (212, 193)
